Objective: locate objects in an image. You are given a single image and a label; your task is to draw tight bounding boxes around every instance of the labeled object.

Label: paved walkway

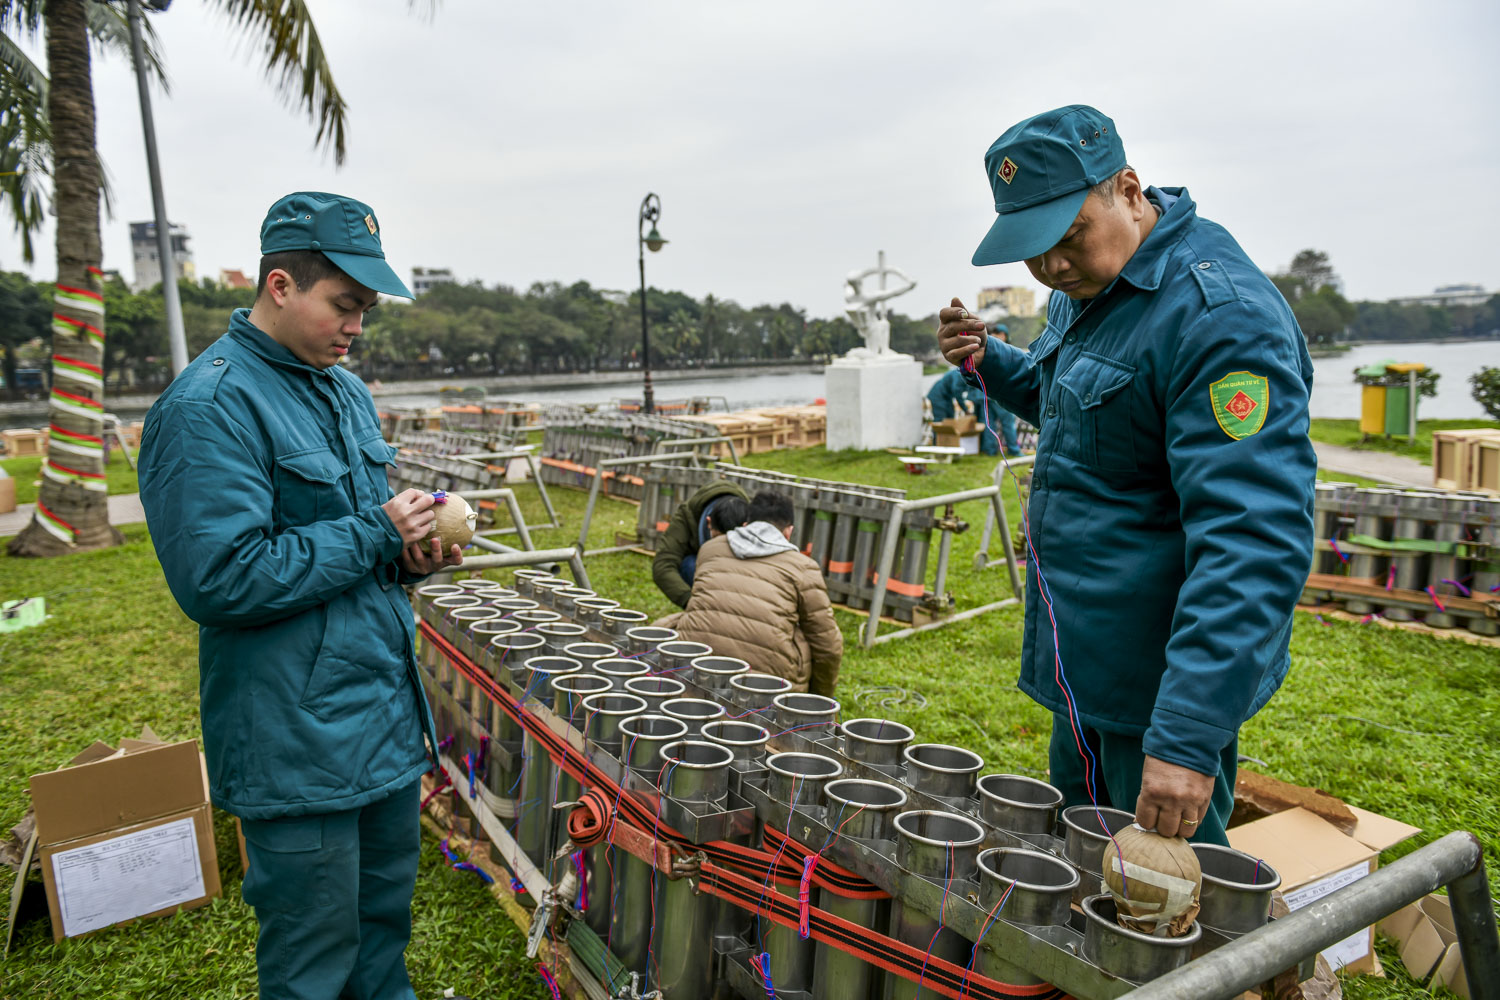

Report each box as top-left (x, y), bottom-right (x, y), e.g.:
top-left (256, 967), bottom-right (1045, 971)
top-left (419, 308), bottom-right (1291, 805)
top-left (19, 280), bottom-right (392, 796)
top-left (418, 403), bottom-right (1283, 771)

top-left (0, 493), bottom-right (146, 537)
top-left (1311, 441), bottom-right (1431, 488)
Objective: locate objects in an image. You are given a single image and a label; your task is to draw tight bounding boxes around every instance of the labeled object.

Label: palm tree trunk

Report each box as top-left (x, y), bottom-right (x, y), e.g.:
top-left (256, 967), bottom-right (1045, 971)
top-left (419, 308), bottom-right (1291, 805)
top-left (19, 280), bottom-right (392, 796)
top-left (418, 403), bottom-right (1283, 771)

top-left (9, 0), bottom-right (121, 556)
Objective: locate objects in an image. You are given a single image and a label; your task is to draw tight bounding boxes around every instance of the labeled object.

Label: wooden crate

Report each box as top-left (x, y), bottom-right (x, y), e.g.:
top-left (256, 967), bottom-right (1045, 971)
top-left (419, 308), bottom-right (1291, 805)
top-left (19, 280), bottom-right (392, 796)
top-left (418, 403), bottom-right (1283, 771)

top-left (1432, 428), bottom-right (1500, 490)
top-left (2, 428), bottom-right (46, 456)
top-left (1471, 437), bottom-right (1500, 494)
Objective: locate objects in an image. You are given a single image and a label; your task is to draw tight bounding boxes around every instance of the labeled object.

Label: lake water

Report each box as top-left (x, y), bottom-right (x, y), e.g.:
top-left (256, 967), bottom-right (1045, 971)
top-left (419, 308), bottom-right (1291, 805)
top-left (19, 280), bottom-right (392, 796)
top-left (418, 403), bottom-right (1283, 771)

top-left (379, 340), bottom-right (1496, 421)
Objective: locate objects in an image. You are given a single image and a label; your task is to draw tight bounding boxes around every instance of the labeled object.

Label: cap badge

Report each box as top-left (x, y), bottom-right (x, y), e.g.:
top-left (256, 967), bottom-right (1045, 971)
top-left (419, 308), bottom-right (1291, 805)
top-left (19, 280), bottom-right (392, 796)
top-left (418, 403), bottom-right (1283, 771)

top-left (364, 214), bottom-right (378, 235)
top-left (997, 157), bottom-right (1018, 185)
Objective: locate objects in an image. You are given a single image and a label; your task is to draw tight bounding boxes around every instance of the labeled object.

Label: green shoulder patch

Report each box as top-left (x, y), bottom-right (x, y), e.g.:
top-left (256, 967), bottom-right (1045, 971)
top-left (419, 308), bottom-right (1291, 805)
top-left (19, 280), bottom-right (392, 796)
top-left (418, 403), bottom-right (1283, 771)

top-left (1209, 371), bottom-right (1269, 440)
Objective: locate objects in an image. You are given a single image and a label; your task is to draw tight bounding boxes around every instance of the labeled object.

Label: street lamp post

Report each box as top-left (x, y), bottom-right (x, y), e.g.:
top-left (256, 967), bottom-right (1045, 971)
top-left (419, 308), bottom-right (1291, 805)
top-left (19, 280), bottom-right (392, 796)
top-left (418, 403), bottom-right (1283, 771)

top-left (637, 193), bottom-right (667, 414)
top-left (126, 0), bottom-right (189, 376)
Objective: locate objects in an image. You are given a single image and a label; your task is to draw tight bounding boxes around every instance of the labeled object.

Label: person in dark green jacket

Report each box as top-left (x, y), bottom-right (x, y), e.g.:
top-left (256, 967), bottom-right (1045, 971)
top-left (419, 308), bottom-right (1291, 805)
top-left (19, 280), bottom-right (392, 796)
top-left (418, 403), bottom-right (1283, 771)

top-left (652, 479), bottom-right (749, 607)
top-left (937, 107), bottom-right (1316, 846)
top-left (140, 193), bottom-right (462, 1000)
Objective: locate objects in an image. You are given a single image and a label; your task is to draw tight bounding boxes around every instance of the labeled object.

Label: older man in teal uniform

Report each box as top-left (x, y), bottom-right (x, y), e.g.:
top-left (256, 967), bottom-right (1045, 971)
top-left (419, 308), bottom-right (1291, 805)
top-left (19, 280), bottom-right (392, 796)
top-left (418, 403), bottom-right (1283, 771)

top-left (141, 193), bottom-right (462, 999)
top-left (937, 106), bottom-right (1316, 844)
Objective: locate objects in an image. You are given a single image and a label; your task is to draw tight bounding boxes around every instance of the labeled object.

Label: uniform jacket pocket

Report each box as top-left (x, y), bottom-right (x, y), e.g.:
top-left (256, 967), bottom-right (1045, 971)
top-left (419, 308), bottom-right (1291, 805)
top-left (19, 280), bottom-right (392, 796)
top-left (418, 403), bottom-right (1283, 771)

top-left (273, 448), bottom-right (349, 529)
top-left (1059, 353), bottom-right (1139, 473)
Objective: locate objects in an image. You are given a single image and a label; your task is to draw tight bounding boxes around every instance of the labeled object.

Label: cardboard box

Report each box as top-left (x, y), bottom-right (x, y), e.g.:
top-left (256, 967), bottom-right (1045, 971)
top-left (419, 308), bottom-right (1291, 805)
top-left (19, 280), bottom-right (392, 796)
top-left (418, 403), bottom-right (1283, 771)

top-left (0, 475), bottom-right (14, 514)
top-left (28, 729), bottom-right (220, 941)
top-left (1432, 428), bottom-right (1500, 491)
top-left (1380, 893), bottom-right (1471, 998)
top-left (931, 416), bottom-right (981, 455)
top-left (1228, 805), bottom-right (1420, 976)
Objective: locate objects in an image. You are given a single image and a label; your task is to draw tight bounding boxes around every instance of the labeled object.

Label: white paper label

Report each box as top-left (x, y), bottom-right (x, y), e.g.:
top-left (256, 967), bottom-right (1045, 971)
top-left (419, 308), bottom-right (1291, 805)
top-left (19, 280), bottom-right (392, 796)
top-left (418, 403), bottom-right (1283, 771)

top-left (51, 816), bottom-right (205, 937)
top-left (1282, 859), bottom-right (1374, 970)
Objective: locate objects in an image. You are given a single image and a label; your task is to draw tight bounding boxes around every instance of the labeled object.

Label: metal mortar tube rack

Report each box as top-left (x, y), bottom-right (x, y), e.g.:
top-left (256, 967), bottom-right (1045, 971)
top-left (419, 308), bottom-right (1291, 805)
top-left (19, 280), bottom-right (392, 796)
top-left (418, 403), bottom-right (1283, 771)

top-left (446, 447), bottom-right (561, 531)
top-left (449, 545), bottom-right (591, 591)
top-left (1124, 831), bottom-right (1499, 1000)
top-left (611, 714), bottom-right (691, 977)
top-left (861, 478), bottom-right (1028, 648)
top-left (576, 447), bottom-right (740, 555)
top-left (764, 752), bottom-right (845, 993)
top-left (813, 779), bottom-right (909, 1000)
top-left (971, 452), bottom-right (1036, 582)
top-left (887, 810), bottom-right (986, 1000)
top-left (653, 740), bottom-right (737, 1000)
top-left (575, 693), bottom-right (649, 938)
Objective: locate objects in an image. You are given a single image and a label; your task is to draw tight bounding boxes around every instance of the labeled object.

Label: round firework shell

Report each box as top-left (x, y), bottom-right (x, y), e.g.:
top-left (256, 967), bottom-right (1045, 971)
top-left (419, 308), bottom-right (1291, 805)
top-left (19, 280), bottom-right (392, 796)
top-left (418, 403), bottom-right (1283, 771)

top-left (425, 493), bottom-right (477, 550)
top-left (1101, 823), bottom-right (1202, 936)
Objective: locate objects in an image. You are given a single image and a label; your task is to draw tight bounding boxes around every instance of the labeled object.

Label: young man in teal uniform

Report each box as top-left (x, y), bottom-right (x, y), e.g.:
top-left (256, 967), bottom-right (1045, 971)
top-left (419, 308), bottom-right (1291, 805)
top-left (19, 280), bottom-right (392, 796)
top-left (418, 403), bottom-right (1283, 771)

top-left (140, 192), bottom-right (462, 999)
top-left (937, 107), bottom-right (1316, 844)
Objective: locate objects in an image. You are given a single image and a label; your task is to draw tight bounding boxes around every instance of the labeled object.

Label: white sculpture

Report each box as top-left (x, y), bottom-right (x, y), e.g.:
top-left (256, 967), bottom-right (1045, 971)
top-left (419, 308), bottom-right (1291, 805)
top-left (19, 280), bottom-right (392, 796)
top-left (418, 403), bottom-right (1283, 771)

top-left (843, 250), bottom-right (916, 358)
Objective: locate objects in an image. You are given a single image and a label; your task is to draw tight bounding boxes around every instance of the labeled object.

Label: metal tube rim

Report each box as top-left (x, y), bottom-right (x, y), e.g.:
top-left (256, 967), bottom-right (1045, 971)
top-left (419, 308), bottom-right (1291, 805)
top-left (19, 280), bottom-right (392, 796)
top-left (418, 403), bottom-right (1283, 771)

top-left (903, 743), bottom-right (985, 775)
top-left (1191, 843), bottom-right (1283, 893)
top-left (700, 720), bottom-right (770, 748)
top-left (767, 752), bottom-right (844, 781)
top-left (659, 739), bottom-right (737, 770)
top-left (1061, 805), bottom-right (1136, 842)
top-left (824, 778), bottom-right (909, 811)
top-left (1082, 893), bottom-right (1203, 948)
top-left (619, 714), bottom-right (690, 742)
top-left (892, 809), bottom-right (986, 848)
top-left (977, 846), bottom-right (1081, 894)
top-left (580, 692), bottom-right (649, 718)
top-left (660, 697), bottom-right (728, 721)
top-left (977, 773), bottom-right (1065, 809)
top-left (840, 717), bottom-right (916, 746)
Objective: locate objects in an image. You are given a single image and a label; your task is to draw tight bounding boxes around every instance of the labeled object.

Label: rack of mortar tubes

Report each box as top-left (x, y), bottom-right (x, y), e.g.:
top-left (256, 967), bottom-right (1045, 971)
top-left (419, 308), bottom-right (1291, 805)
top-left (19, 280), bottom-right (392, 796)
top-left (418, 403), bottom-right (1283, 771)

top-left (577, 455), bottom-right (1028, 644)
top-left (401, 577), bottom-right (1498, 1000)
top-left (1304, 481), bottom-right (1499, 636)
top-left (388, 439), bottom-right (562, 536)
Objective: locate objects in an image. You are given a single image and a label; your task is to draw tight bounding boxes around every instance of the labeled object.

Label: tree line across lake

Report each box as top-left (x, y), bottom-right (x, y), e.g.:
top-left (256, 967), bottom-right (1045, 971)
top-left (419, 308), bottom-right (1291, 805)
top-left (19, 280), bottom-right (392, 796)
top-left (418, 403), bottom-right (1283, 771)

top-left (1, 248), bottom-right (1495, 397)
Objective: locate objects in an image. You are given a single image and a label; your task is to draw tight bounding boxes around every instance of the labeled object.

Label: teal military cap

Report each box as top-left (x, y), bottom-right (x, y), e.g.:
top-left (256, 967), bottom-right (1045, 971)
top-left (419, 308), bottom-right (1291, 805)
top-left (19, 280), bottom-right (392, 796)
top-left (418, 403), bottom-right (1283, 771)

top-left (260, 191), bottom-right (412, 298)
top-left (972, 105), bottom-right (1127, 266)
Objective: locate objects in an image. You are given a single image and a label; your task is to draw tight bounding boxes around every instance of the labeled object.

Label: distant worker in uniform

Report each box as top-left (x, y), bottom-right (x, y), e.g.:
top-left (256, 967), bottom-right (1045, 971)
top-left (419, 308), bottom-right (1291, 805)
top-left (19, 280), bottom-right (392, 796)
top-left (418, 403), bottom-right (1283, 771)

top-left (652, 478), bottom-right (750, 608)
top-left (925, 354), bottom-right (1014, 456)
top-left (936, 106), bottom-right (1315, 845)
top-left (140, 192), bottom-right (464, 1000)
top-left (658, 490), bottom-right (842, 695)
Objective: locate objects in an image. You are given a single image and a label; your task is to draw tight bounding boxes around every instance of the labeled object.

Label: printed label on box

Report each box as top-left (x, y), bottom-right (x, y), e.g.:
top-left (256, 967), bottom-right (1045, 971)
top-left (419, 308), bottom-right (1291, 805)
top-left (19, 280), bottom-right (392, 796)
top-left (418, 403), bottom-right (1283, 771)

top-left (1282, 859), bottom-right (1374, 970)
top-left (51, 816), bottom-right (205, 937)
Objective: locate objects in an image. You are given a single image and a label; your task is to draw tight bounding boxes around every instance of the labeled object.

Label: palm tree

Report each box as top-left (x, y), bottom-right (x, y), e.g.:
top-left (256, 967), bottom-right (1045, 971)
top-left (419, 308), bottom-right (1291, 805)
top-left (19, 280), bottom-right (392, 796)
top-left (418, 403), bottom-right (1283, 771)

top-left (5, 0), bottom-right (416, 556)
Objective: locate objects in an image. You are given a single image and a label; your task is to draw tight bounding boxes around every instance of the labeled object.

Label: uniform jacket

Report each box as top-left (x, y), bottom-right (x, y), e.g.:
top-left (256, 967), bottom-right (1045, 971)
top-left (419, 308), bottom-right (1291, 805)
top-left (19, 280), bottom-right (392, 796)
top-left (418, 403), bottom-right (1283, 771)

top-left (652, 479), bottom-right (749, 608)
top-left (657, 524), bottom-right (843, 695)
top-left (967, 188), bottom-right (1316, 776)
top-left (140, 309), bottom-right (435, 820)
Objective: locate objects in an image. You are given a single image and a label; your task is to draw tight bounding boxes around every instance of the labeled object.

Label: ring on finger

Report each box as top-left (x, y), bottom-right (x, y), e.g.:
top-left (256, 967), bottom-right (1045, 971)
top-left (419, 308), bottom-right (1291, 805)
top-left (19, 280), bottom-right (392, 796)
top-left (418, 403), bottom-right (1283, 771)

top-left (1181, 818), bottom-right (1200, 827)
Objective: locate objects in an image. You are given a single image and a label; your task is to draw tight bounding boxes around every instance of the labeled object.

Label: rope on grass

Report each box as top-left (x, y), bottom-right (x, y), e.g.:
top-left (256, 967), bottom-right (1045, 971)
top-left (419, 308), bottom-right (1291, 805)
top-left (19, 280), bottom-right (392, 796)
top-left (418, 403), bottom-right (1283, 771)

top-left (1318, 714), bottom-right (1455, 739)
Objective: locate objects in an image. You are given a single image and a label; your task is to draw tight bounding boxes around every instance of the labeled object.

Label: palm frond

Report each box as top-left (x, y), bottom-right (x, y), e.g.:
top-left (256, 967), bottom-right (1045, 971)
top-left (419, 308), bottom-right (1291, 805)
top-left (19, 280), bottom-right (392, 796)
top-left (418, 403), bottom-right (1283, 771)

top-left (0, 25), bottom-right (48, 263)
top-left (86, 2), bottom-right (170, 94)
top-left (0, 23), bottom-right (46, 108)
top-left (0, 1), bottom-right (44, 40)
top-left (205, 0), bottom-right (348, 163)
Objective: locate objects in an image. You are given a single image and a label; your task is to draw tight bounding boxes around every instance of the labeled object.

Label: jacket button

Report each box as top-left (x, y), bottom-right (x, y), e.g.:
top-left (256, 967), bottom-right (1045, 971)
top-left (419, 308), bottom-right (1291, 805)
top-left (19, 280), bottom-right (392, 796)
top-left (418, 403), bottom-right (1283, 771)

top-left (1046, 405), bottom-right (1057, 418)
top-left (1198, 261), bottom-right (1212, 270)
top-left (1083, 392), bottom-right (1093, 404)
top-left (212, 358), bottom-right (224, 366)
top-left (1065, 333), bottom-right (1076, 344)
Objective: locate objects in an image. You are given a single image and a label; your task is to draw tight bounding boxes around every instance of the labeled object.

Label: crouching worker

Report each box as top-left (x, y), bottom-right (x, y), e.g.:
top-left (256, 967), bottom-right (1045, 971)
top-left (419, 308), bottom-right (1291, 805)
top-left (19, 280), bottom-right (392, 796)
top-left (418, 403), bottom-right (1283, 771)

top-left (652, 478), bottom-right (750, 607)
top-left (657, 490), bottom-right (843, 696)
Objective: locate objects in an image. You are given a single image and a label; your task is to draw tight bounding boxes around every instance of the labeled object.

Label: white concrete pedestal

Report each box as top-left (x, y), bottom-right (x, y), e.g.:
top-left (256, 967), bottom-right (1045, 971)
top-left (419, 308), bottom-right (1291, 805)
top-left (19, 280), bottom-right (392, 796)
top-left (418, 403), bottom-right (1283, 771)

top-left (825, 352), bottom-right (924, 451)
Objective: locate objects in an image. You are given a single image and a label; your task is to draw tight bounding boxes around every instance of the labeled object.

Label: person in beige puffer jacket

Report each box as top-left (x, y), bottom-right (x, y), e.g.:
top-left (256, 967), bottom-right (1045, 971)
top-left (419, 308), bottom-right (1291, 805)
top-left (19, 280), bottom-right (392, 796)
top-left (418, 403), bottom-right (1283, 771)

top-left (656, 490), bottom-right (843, 696)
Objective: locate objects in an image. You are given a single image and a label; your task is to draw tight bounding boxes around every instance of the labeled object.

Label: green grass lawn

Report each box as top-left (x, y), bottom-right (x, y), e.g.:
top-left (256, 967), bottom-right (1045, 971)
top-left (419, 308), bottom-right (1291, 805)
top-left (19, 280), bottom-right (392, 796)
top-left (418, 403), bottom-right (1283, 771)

top-left (2, 447), bottom-right (141, 504)
top-left (2, 449), bottom-right (1495, 999)
top-left (1308, 417), bottom-right (1500, 467)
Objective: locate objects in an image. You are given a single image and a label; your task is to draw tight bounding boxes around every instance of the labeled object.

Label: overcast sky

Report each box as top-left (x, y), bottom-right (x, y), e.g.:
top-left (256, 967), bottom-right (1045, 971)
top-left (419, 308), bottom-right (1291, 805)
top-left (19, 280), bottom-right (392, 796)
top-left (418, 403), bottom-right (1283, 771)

top-left (4, 0), bottom-right (1497, 321)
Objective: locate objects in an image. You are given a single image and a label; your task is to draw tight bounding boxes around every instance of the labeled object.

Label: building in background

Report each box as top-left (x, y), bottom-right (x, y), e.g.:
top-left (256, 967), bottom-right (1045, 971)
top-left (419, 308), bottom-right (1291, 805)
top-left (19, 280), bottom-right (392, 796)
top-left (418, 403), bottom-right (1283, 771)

top-left (976, 285), bottom-right (1036, 317)
top-left (129, 221), bottom-right (195, 292)
top-left (218, 268), bottom-right (254, 290)
top-left (1388, 284), bottom-right (1492, 308)
top-left (411, 267), bottom-right (456, 296)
